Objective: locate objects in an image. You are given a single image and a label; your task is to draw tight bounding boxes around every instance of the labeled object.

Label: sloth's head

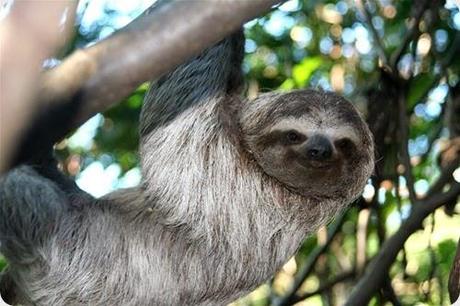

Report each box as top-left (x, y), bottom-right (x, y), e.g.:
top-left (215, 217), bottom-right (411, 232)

top-left (240, 89), bottom-right (374, 200)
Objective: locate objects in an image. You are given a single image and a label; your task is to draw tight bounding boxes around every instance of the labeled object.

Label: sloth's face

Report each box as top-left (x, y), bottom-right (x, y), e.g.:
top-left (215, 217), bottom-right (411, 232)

top-left (241, 89), bottom-right (374, 200)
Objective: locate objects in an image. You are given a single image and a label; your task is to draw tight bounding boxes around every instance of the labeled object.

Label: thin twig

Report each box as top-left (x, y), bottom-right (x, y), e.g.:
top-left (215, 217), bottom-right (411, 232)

top-left (355, 0), bottom-right (389, 67)
top-left (389, 0), bottom-right (431, 69)
top-left (397, 88), bottom-right (418, 205)
top-left (410, 31), bottom-right (460, 115)
top-left (419, 122), bottom-right (443, 163)
top-left (290, 270), bottom-right (356, 304)
top-left (440, 31), bottom-right (460, 70)
top-left (428, 155), bottom-right (460, 195)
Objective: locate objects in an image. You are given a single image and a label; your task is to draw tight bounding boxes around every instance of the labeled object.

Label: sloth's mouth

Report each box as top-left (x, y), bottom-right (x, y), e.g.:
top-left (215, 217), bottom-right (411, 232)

top-left (308, 160), bottom-right (335, 169)
top-left (298, 159), bottom-right (336, 170)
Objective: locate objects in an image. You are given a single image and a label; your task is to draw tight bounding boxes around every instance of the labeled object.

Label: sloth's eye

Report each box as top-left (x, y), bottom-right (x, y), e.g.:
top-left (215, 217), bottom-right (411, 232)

top-left (286, 131), bottom-right (301, 143)
top-left (336, 138), bottom-right (354, 151)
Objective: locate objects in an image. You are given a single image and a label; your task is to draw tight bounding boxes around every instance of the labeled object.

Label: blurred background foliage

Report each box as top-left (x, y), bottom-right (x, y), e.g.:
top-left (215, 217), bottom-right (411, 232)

top-left (12, 0), bottom-right (460, 305)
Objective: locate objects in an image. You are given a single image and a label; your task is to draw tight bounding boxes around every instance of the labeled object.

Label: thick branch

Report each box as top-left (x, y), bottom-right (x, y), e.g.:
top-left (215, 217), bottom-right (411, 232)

top-left (449, 238), bottom-right (460, 303)
top-left (344, 182), bottom-right (460, 305)
top-left (39, 0), bottom-right (282, 119)
top-left (10, 0), bottom-right (283, 169)
top-left (381, 276), bottom-right (402, 306)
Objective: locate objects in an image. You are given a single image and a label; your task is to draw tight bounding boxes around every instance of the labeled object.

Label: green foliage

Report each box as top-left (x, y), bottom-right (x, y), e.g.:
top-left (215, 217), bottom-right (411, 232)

top-left (92, 84), bottom-right (146, 171)
top-left (407, 74), bottom-right (437, 108)
top-left (437, 239), bottom-right (458, 278)
top-left (292, 57), bottom-right (323, 87)
top-left (0, 256), bottom-right (6, 272)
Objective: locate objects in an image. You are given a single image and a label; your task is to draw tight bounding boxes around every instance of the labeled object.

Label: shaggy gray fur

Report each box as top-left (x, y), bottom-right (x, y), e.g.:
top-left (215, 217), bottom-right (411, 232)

top-left (0, 29), bottom-right (374, 305)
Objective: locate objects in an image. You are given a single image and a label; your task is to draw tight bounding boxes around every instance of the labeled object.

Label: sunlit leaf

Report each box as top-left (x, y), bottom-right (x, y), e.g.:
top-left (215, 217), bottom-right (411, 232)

top-left (279, 78), bottom-right (296, 90)
top-left (292, 57), bottom-right (322, 87)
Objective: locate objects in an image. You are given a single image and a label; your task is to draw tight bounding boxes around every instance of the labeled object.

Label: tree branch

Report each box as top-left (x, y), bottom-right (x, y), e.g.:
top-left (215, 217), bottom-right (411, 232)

top-left (397, 88), bottom-right (418, 205)
top-left (344, 182), bottom-right (460, 305)
top-left (290, 270), bottom-right (356, 304)
top-left (389, 0), bottom-right (431, 70)
top-left (356, 0), bottom-right (389, 68)
top-left (381, 275), bottom-right (402, 306)
top-left (8, 0), bottom-right (284, 169)
top-left (449, 238), bottom-right (460, 303)
top-left (428, 154), bottom-right (459, 195)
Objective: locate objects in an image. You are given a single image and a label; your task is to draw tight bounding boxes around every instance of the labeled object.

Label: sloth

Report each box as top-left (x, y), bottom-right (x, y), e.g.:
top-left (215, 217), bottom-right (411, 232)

top-left (0, 30), bottom-right (374, 305)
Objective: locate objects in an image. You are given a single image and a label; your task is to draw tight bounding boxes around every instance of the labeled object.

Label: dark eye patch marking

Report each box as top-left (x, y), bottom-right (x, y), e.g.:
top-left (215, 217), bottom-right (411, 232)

top-left (335, 138), bottom-right (355, 154)
top-left (257, 130), bottom-right (307, 147)
top-left (285, 130), bottom-right (303, 144)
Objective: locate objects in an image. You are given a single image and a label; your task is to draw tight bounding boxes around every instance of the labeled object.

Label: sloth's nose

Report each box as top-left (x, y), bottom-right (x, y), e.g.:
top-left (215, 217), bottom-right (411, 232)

top-left (305, 135), bottom-right (333, 161)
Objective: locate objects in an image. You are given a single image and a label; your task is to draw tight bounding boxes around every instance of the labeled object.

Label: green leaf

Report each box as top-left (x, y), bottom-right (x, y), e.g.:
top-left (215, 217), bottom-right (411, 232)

top-left (407, 74), bottom-right (436, 108)
top-left (0, 255), bottom-right (6, 271)
top-left (292, 57), bottom-right (322, 87)
top-left (436, 239), bottom-right (457, 275)
top-left (279, 78), bottom-right (296, 91)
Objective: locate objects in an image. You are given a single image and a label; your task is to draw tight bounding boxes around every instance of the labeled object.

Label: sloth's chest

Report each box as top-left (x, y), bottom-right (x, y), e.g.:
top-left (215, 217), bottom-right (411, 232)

top-left (141, 221), bottom-right (307, 305)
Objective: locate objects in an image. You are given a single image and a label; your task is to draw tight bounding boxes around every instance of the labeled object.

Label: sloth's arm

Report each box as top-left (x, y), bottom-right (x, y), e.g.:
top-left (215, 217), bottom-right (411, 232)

top-left (139, 30), bottom-right (244, 136)
top-left (0, 166), bottom-right (66, 265)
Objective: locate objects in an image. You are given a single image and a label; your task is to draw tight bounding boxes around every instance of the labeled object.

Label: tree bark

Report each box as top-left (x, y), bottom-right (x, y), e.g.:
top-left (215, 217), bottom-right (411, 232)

top-left (450, 238), bottom-right (460, 303)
